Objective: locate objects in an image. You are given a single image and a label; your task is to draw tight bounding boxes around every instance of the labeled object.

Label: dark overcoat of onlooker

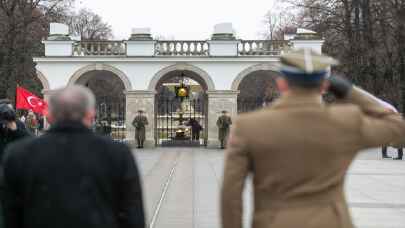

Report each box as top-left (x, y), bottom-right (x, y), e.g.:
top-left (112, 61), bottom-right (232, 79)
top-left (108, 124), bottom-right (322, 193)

top-left (2, 86), bottom-right (145, 228)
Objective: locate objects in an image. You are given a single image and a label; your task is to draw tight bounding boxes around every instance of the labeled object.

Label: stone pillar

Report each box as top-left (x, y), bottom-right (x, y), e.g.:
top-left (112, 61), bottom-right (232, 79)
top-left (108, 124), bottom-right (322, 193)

top-left (42, 89), bottom-right (56, 102)
top-left (291, 28), bottom-right (324, 54)
top-left (42, 89), bottom-right (58, 130)
top-left (125, 90), bottom-right (155, 148)
top-left (125, 28), bottom-right (156, 56)
top-left (208, 23), bottom-right (238, 56)
top-left (43, 23), bottom-right (74, 57)
top-left (206, 90), bottom-right (239, 148)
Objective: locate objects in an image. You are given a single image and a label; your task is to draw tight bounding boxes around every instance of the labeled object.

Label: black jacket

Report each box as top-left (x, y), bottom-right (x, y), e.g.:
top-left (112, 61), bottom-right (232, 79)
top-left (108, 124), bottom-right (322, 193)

top-left (0, 120), bottom-right (29, 162)
top-left (2, 121), bottom-right (145, 228)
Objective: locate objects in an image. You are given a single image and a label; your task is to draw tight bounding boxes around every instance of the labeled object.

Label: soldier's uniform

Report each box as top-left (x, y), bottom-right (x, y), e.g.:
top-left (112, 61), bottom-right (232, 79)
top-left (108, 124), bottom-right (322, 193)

top-left (221, 49), bottom-right (405, 228)
top-left (132, 110), bottom-right (148, 148)
top-left (217, 111), bottom-right (232, 149)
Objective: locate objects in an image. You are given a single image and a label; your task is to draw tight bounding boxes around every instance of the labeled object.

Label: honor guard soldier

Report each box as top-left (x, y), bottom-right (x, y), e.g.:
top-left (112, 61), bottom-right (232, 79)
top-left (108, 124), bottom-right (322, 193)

top-left (132, 110), bottom-right (148, 148)
top-left (217, 110), bottom-right (232, 149)
top-left (221, 49), bottom-right (405, 228)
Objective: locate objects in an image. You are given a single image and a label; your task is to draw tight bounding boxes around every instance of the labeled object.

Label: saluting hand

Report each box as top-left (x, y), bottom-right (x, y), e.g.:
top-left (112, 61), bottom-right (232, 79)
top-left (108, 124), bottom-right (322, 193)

top-left (327, 75), bottom-right (353, 99)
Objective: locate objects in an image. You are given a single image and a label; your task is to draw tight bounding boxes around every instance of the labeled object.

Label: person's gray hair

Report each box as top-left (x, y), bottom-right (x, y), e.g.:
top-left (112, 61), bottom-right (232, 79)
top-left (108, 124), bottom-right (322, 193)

top-left (49, 85), bottom-right (96, 122)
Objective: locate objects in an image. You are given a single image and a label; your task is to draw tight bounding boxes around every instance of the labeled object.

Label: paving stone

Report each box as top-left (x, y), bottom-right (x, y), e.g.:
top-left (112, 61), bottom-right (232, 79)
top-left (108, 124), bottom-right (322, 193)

top-left (134, 147), bottom-right (405, 228)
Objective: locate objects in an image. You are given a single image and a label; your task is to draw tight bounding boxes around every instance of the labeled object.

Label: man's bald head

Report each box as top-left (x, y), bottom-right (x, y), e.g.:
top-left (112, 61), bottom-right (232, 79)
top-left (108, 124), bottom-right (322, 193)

top-left (49, 86), bottom-right (95, 125)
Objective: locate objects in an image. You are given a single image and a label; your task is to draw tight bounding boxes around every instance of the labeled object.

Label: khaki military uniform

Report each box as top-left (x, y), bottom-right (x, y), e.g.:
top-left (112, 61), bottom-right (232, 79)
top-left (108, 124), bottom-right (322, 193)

top-left (217, 115), bottom-right (232, 148)
top-left (132, 115), bottom-right (148, 148)
top-left (221, 88), bottom-right (405, 228)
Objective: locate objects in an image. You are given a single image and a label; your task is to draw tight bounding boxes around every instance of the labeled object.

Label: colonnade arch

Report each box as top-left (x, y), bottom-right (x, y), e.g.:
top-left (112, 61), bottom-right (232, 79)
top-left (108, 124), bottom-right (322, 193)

top-left (68, 64), bottom-right (130, 140)
top-left (232, 64), bottom-right (281, 113)
top-left (151, 64), bottom-right (213, 147)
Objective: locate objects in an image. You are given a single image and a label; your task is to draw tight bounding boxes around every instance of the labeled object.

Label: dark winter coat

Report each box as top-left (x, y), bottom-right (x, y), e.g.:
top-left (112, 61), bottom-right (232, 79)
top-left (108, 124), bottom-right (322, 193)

top-left (0, 120), bottom-right (29, 162)
top-left (0, 121), bottom-right (29, 228)
top-left (2, 121), bottom-right (145, 228)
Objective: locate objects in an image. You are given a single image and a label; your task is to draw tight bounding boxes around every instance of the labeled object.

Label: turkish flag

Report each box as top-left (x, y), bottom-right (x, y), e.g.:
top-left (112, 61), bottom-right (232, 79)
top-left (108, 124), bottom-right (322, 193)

top-left (16, 86), bottom-right (48, 115)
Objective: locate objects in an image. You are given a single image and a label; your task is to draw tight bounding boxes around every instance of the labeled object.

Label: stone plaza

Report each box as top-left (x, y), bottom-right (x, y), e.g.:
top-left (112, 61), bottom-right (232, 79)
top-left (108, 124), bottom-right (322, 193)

top-left (136, 147), bottom-right (405, 228)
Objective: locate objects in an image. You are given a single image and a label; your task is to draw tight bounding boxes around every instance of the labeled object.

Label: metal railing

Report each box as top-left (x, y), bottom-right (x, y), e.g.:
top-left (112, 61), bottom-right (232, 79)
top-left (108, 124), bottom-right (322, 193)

top-left (155, 40), bottom-right (209, 56)
top-left (73, 40), bottom-right (126, 56)
top-left (238, 40), bottom-right (290, 56)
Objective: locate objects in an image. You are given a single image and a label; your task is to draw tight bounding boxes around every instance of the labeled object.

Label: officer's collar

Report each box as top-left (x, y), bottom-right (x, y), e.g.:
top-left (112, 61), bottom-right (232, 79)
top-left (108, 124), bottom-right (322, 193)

top-left (272, 92), bottom-right (324, 109)
top-left (48, 121), bottom-right (92, 133)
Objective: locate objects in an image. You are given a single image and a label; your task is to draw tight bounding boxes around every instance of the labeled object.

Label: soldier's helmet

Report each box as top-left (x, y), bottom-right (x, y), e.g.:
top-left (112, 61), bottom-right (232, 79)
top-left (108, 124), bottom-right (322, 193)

top-left (221, 110), bottom-right (228, 114)
top-left (137, 110), bottom-right (144, 113)
top-left (280, 48), bottom-right (338, 83)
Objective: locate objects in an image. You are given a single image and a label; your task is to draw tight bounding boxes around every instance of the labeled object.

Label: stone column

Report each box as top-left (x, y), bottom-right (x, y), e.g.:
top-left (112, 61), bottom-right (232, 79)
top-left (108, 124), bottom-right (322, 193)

top-left (208, 23), bottom-right (239, 57)
top-left (125, 90), bottom-right (156, 148)
top-left (43, 23), bottom-right (74, 57)
top-left (206, 90), bottom-right (239, 148)
top-left (290, 28), bottom-right (324, 54)
top-left (125, 28), bottom-right (156, 56)
top-left (42, 89), bottom-right (58, 130)
top-left (42, 89), bottom-right (56, 102)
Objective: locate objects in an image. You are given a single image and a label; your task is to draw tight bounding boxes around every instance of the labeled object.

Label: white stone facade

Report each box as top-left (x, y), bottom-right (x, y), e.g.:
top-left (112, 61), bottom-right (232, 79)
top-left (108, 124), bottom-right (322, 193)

top-left (35, 24), bottom-right (324, 147)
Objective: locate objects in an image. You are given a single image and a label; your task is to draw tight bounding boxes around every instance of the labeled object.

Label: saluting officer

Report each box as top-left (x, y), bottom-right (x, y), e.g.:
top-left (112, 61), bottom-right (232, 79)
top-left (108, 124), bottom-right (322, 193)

top-left (132, 110), bottom-right (148, 148)
top-left (217, 110), bottom-right (232, 149)
top-left (221, 49), bottom-right (405, 228)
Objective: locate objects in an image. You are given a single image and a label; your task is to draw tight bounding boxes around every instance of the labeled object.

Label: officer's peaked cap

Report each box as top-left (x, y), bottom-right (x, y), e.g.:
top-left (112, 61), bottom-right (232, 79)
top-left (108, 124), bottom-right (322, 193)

top-left (280, 49), bottom-right (338, 82)
top-left (281, 49), bottom-right (338, 73)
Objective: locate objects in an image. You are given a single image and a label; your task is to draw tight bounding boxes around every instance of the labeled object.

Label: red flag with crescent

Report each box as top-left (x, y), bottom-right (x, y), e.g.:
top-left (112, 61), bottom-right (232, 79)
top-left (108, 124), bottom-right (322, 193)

top-left (16, 86), bottom-right (48, 115)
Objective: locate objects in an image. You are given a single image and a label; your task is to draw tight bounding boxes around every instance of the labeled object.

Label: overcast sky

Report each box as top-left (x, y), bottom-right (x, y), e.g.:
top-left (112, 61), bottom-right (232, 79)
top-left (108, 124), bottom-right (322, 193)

top-left (75, 0), bottom-right (277, 40)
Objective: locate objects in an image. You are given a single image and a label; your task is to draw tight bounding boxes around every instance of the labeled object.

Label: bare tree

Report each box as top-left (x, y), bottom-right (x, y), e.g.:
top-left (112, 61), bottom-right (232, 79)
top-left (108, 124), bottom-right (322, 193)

top-left (261, 0), bottom-right (301, 40)
top-left (67, 8), bottom-right (112, 40)
top-left (262, 9), bottom-right (279, 40)
top-left (0, 0), bottom-right (74, 99)
top-left (286, 0), bottom-right (405, 110)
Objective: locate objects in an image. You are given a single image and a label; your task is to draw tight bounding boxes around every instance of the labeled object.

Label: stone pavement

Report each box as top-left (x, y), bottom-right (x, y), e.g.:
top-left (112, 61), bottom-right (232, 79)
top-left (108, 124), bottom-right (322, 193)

top-left (134, 147), bottom-right (405, 228)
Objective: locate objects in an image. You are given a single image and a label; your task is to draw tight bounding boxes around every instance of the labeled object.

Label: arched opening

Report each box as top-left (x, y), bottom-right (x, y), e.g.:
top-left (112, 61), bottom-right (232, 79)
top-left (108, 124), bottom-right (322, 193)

top-left (18, 71), bottom-right (47, 98)
top-left (73, 70), bottom-right (126, 141)
top-left (237, 70), bottom-right (281, 113)
top-left (155, 70), bottom-right (209, 147)
top-left (35, 70), bottom-right (50, 92)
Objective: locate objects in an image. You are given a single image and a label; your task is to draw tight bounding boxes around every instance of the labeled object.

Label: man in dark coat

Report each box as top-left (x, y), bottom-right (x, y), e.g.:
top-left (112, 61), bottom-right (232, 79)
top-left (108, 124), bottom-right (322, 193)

top-left (216, 110), bottom-right (232, 149)
top-left (2, 86), bottom-right (145, 228)
top-left (0, 99), bottom-right (29, 161)
top-left (0, 99), bottom-right (29, 228)
top-left (187, 118), bottom-right (202, 141)
top-left (132, 110), bottom-right (148, 148)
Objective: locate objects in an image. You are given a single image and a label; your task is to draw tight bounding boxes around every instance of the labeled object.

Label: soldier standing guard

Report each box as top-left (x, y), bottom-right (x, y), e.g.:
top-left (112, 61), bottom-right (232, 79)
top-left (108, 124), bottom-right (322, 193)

top-left (221, 49), bottom-right (405, 228)
top-left (217, 110), bottom-right (232, 149)
top-left (132, 110), bottom-right (148, 148)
